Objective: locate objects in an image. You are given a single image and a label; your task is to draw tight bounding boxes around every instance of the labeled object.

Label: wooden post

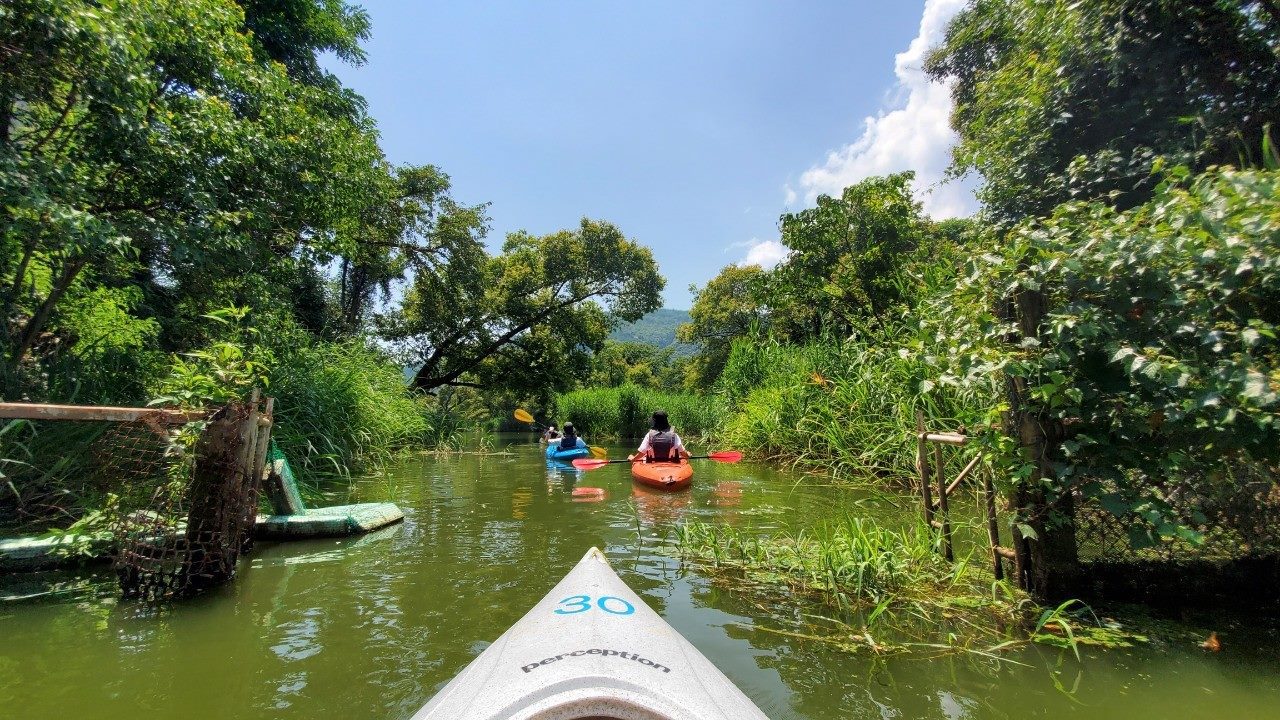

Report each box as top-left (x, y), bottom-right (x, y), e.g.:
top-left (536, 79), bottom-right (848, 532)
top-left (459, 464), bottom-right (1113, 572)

top-left (177, 391), bottom-right (272, 595)
top-left (251, 397), bottom-right (274, 490)
top-left (916, 410), bottom-right (934, 530)
top-left (236, 390), bottom-right (267, 555)
top-left (180, 403), bottom-right (247, 594)
top-left (934, 443), bottom-right (953, 562)
top-left (923, 432), bottom-right (968, 445)
top-left (984, 467), bottom-right (1004, 581)
top-left (0, 401), bottom-right (203, 423)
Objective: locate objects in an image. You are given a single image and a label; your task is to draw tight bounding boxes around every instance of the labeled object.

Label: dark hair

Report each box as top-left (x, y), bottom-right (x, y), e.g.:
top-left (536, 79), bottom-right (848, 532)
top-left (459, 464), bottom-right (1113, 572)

top-left (562, 422), bottom-right (576, 437)
top-left (650, 411), bottom-right (670, 432)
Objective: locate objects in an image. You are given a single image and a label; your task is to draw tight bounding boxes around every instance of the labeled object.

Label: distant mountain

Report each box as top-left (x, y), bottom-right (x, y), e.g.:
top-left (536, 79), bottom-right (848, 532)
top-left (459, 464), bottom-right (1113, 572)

top-left (610, 308), bottom-right (696, 355)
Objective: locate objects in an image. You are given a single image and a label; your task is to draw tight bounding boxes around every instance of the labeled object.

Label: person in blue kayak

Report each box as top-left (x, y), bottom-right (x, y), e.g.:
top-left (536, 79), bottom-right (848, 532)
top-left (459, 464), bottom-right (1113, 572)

top-left (541, 424), bottom-right (561, 443)
top-left (557, 422), bottom-right (587, 452)
top-left (636, 410), bottom-right (689, 462)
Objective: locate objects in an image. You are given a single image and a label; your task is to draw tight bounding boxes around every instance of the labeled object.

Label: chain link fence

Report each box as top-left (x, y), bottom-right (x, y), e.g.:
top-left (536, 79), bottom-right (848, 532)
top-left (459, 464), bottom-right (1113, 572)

top-left (1075, 466), bottom-right (1280, 563)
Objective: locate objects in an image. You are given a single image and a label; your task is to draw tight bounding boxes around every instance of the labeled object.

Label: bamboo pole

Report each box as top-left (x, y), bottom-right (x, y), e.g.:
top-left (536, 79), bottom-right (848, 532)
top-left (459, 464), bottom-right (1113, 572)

top-left (984, 468), bottom-right (1005, 580)
top-left (236, 390), bottom-right (261, 499)
top-left (932, 454), bottom-right (983, 510)
top-left (934, 443), bottom-right (953, 562)
top-left (0, 401), bottom-right (204, 423)
top-left (916, 410), bottom-right (934, 530)
top-left (919, 432), bottom-right (968, 446)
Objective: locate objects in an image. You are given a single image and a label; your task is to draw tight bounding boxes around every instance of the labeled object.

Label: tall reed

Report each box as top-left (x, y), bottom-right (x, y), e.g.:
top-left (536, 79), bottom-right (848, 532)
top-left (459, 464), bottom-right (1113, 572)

top-left (714, 324), bottom-right (996, 481)
top-left (260, 335), bottom-right (429, 482)
top-left (555, 384), bottom-right (722, 439)
top-left (678, 516), bottom-right (947, 606)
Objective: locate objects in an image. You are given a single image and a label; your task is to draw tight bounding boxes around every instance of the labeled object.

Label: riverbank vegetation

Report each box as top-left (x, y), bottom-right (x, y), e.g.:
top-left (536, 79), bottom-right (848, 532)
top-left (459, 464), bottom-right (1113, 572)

top-left (1, 0), bottom-right (663, 531)
top-left (676, 517), bottom-right (1141, 660)
top-left (669, 0), bottom-right (1280, 602)
top-left (555, 384), bottom-right (720, 440)
top-left (4, 0), bottom-right (1277, 618)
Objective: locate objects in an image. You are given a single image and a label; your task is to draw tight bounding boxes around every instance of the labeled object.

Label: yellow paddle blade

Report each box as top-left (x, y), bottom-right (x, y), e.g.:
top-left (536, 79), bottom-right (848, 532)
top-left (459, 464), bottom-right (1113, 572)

top-left (513, 408), bottom-right (535, 424)
top-left (589, 446), bottom-right (608, 459)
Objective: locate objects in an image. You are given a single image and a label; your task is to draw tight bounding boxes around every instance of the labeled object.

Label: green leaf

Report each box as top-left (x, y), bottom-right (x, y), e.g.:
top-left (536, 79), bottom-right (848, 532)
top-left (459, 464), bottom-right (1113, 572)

top-left (1098, 494), bottom-right (1129, 517)
top-left (1242, 371), bottom-right (1270, 400)
top-left (1127, 526), bottom-right (1156, 550)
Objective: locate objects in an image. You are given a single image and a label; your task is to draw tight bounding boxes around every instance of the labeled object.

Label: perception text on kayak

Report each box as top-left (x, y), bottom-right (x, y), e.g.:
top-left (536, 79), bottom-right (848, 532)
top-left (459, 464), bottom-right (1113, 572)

top-left (521, 649), bottom-right (671, 674)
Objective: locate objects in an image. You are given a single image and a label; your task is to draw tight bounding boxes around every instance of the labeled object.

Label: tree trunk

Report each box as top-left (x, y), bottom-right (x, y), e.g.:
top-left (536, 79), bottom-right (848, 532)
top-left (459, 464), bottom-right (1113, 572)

top-left (10, 257), bottom-right (87, 364)
top-left (2, 236), bottom-right (38, 345)
top-left (1001, 285), bottom-right (1080, 601)
top-left (0, 88), bottom-right (12, 145)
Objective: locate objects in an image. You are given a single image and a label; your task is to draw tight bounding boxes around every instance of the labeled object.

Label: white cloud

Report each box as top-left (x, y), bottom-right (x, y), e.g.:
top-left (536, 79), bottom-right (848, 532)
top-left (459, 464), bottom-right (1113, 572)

top-left (739, 239), bottom-right (787, 268)
top-left (796, 0), bottom-right (976, 219)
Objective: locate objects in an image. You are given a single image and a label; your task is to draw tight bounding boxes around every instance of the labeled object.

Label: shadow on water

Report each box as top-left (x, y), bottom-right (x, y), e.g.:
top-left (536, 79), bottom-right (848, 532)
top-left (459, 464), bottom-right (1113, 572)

top-left (2, 433), bottom-right (1279, 719)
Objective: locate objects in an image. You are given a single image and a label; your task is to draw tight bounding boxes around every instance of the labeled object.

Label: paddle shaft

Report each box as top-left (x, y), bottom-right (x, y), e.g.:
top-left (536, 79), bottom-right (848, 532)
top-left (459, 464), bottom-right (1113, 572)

top-left (573, 452), bottom-right (741, 469)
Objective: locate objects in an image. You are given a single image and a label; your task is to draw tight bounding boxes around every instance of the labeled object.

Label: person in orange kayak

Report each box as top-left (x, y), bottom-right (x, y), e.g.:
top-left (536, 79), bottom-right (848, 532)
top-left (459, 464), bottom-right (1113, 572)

top-left (635, 410), bottom-right (690, 462)
top-left (557, 422), bottom-right (587, 452)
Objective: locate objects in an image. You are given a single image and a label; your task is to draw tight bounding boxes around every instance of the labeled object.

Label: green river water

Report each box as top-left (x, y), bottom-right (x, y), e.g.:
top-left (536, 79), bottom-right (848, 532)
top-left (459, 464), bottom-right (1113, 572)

top-left (2, 435), bottom-right (1278, 719)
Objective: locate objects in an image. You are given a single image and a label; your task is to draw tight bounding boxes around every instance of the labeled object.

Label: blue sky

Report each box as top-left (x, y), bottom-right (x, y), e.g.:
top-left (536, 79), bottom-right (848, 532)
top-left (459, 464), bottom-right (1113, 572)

top-left (327, 1), bottom-right (973, 309)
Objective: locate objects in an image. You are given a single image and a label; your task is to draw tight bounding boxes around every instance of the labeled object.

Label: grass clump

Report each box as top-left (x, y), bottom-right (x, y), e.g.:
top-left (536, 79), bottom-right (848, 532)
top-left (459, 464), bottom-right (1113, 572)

top-left (555, 383), bottom-right (721, 439)
top-left (713, 328), bottom-right (996, 480)
top-left (678, 516), bottom-right (960, 608)
top-left (267, 334), bottom-right (430, 482)
top-left (676, 517), bottom-right (1123, 660)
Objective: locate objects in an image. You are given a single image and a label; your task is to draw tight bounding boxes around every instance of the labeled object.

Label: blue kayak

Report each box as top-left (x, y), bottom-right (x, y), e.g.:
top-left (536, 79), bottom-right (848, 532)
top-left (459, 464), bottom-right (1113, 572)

top-left (545, 444), bottom-right (591, 461)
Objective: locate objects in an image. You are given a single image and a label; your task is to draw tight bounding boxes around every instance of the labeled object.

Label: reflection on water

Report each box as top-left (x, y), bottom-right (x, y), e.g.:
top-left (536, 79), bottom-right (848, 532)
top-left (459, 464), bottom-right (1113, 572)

top-left (2, 434), bottom-right (1279, 719)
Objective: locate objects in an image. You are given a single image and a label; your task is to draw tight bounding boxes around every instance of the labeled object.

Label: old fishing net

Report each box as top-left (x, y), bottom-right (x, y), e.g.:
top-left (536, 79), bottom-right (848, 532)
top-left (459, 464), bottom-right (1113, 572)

top-left (107, 402), bottom-right (266, 600)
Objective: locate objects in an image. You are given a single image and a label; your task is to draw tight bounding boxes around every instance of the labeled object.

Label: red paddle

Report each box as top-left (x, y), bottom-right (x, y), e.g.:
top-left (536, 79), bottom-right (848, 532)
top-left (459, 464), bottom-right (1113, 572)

top-left (571, 451), bottom-right (743, 470)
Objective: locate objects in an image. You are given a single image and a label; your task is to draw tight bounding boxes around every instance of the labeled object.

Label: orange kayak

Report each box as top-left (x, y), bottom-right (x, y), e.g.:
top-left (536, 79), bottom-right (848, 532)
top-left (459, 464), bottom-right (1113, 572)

top-left (630, 459), bottom-right (693, 491)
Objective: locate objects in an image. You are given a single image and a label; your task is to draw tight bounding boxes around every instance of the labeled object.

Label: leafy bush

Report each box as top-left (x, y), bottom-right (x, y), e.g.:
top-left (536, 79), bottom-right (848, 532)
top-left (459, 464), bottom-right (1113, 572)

top-left (940, 166), bottom-right (1280, 541)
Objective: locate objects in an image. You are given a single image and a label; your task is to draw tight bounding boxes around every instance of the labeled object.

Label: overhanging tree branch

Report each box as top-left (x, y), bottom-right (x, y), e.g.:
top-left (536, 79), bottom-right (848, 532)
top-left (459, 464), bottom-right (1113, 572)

top-left (412, 289), bottom-right (605, 390)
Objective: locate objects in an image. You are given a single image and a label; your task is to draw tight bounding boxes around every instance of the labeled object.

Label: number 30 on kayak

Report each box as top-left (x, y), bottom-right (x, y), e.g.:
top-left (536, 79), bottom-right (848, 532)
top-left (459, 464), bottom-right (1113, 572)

top-left (553, 594), bottom-right (636, 615)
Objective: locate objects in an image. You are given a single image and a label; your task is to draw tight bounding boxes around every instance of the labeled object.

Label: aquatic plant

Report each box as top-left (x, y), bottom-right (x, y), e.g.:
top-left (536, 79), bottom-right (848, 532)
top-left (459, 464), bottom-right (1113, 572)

top-left (675, 517), bottom-right (1114, 661)
top-left (266, 330), bottom-right (430, 483)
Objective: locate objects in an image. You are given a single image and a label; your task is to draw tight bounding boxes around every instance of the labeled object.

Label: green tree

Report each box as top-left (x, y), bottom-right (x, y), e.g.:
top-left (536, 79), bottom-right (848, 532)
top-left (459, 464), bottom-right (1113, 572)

top-left (0, 0), bottom-right (391, 398)
top-left (927, 0), bottom-right (1280, 224)
top-left (588, 340), bottom-right (679, 389)
top-left (937, 165), bottom-right (1280, 594)
top-left (239, 0), bottom-right (371, 87)
top-left (332, 164), bottom-right (489, 337)
top-left (391, 219), bottom-right (664, 396)
top-left (678, 264), bottom-right (770, 388)
top-left (771, 172), bottom-right (925, 338)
